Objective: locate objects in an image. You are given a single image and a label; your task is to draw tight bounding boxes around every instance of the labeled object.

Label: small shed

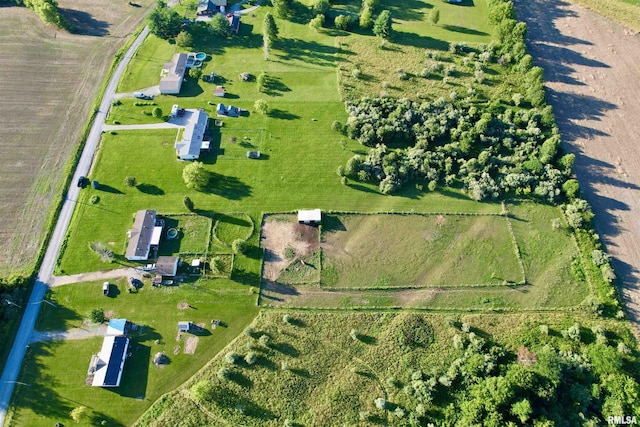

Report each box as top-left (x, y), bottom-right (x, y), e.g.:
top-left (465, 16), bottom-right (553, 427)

top-left (178, 321), bottom-right (191, 332)
top-left (298, 209), bottom-right (322, 224)
top-left (156, 256), bottom-right (179, 277)
top-left (247, 150), bottom-right (260, 159)
top-left (214, 86), bottom-right (225, 97)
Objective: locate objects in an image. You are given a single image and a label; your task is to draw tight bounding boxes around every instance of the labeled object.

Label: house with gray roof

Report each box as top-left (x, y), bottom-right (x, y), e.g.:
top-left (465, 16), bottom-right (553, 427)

top-left (174, 109), bottom-right (210, 160)
top-left (125, 210), bottom-right (157, 261)
top-left (159, 53), bottom-right (187, 95)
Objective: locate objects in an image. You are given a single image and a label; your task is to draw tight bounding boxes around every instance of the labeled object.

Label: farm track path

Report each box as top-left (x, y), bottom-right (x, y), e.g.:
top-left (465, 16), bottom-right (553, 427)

top-left (514, 0), bottom-right (640, 339)
top-left (0, 25), bottom-right (152, 425)
top-left (29, 325), bottom-right (108, 344)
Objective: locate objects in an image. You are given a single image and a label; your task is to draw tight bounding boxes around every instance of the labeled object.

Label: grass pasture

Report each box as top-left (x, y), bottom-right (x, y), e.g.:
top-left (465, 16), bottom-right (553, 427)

top-left (260, 203), bottom-right (590, 310)
top-left (0, 0), bottom-right (154, 275)
top-left (320, 214), bottom-right (522, 288)
top-left (7, 277), bottom-right (258, 427)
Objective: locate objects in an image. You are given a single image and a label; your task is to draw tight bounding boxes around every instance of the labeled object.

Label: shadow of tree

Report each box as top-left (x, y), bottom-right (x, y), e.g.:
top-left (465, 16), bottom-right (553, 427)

top-left (60, 8), bottom-right (109, 36)
top-left (137, 183), bottom-right (165, 195)
top-left (267, 108), bottom-right (300, 120)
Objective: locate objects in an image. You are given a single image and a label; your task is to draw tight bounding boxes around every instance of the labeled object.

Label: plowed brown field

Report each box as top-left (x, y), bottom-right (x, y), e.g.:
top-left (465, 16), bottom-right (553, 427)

top-left (0, 0), bottom-right (152, 275)
top-left (515, 0), bottom-right (640, 337)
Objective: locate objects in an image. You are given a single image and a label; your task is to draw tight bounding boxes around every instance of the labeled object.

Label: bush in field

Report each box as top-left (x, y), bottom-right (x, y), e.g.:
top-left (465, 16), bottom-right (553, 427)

top-left (373, 10), bottom-right (392, 39)
top-left (564, 199), bottom-right (593, 229)
top-left (89, 241), bottom-right (113, 263)
top-left (359, 6), bottom-right (373, 29)
top-left (152, 107), bottom-right (163, 118)
top-left (189, 67), bottom-right (202, 80)
top-left (254, 99), bottom-right (268, 115)
top-left (183, 196), bottom-right (194, 212)
top-left (245, 351), bottom-right (258, 365)
top-left (217, 367), bottom-right (231, 380)
top-left (191, 380), bottom-right (214, 400)
top-left (232, 239), bottom-right (247, 254)
top-left (273, 0), bottom-right (293, 18)
top-left (309, 13), bottom-right (325, 31)
top-left (313, 0), bottom-right (330, 14)
top-left (263, 12), bottom-right (278, 41)
top-left (124, 176), bottom-right (137, 187)
top-left (335, 14), bottom-right (351, 31)
top-left (70, 406), bottom-right (88, 423)
top-left (430, 8), bottom-right (440, 25)
top-left (350, 328), bottom-right (359, 341)
top-left (225, 351), bottom-right (240, 365)
top-left (89, 308), bottom-right (105, 324)
top-left (374, 397), bottom-right (387, 409)
top-left (332, 120), bottom-right (343, 132)
top-left (259, 334), bottom-right (271, 347)
top-left (257, 72), bottom-right (266, 91)
top-left (211, 257), bottom-right (225, 275)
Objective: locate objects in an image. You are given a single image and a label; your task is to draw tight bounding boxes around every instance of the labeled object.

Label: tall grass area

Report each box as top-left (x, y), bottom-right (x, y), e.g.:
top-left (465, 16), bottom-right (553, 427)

top-left (135, 310), bottom-right (640, 426)
top-left (7, 278), bottom-right (258, 427)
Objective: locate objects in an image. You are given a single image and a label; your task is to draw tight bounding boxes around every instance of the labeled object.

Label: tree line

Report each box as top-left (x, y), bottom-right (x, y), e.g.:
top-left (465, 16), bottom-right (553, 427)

top-left (2, 0), bottom-right (68, 29)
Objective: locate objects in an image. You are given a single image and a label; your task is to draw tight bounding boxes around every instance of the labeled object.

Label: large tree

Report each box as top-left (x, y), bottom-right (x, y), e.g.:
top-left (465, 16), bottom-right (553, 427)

top-left (272, 0), bottom-right (293, 19)
top-left (263, 12), bottom-right (278, 42)
top-left (182, 161), bottom-right (209, 190)
top-left (211, 12), bottom-right (231, 37)
top-left (148, 3), bottom-right (182, 39)
top-left (373, 9), bottom-right (393, 39)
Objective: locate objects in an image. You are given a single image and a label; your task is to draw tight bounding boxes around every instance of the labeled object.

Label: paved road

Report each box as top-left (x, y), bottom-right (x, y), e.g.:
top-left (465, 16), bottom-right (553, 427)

top-left (0, 26), bottom-right (151, 426)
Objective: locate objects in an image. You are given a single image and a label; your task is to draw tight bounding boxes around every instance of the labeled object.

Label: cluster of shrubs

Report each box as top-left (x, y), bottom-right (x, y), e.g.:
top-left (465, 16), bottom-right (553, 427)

top-left (341, 96), bottom-right (573, 201)
top-left (371, 321), bottom-right (640, 426)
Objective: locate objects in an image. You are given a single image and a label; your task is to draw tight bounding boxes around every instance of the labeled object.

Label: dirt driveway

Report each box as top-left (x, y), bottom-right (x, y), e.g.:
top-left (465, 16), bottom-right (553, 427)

top-left (515, 0), bottom-right (640, 337)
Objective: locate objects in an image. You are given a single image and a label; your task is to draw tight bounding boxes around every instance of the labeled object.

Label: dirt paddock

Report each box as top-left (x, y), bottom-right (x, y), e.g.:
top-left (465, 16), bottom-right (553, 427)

top-left (260, 216), bottom-right (320, 281)
top-left (515, 0), bottom-right (640, 338)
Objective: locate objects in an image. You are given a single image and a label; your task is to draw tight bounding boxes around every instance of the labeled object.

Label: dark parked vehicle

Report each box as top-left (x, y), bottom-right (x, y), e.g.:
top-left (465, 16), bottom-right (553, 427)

top-left (129, 277), bottom-right (143, 289)
top-left (77, 176), bottom-right (88, 188)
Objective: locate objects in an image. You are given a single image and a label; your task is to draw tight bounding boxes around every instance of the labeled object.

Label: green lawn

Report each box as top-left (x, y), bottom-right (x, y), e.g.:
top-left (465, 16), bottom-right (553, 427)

top-left (8, 278), bottom-right (259, 427)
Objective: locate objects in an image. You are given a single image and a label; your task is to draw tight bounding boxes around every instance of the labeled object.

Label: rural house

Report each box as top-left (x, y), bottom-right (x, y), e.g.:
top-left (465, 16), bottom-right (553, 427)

top-left (89, 335), bottom-right (130, 387)
top-left (126, 210), bottom-right (164, 261)
top-left (174, 109), bottom-right (210, 160)
top-left (159, 53), bottom-right (187, 95)
top-left (107, 318), bottom-right (130, 336)
top-left (298, 209), bottom-right (322, 224)
top-left (216, 103), bottom-right (240, 117)
top-left (196, 0), bottom-right (215, 15)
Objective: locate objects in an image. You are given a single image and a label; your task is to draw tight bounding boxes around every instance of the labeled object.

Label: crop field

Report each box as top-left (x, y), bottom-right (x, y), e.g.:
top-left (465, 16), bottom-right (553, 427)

top-left (135, 310), bottom-right (640, 426)
top-left (7, 277), bottom-right (259, 426)
top-left (260, 203), bottom-right (589, 310)
top-left (0, 0), bottom-right (154, 275)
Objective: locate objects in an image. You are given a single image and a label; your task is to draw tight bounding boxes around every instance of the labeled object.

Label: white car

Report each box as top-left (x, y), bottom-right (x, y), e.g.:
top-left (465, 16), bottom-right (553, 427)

top-left (143, 263), bottom-right (155, 271)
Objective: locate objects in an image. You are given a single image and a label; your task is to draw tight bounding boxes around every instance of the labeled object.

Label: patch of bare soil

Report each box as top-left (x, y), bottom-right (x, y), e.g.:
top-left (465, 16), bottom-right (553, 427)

top-left (184, 336), bottom-right (198, 354)
top-left (177, 302), bottom-right (190, 310)
top-left (395, 289), bottom-right (439, 306)
top-left (515, 0), bottom-right (640, 338)
top-left (260, 216), bottom-right (319, 281)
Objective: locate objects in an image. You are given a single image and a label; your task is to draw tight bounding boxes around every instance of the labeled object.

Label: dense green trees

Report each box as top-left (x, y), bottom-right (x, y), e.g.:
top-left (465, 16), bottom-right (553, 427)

top-left (263, 12), bottom-right (278, 43)
top-left (148, 2), bottom-right (182, 39)
top-left (342, 97), bottom-right (572, 200)
top-left (211, 13), bottom-right (231, 37)
top-left (272, 0), bottom-right (293, 19)
top-left (387, 321), bottom-right (640, 426)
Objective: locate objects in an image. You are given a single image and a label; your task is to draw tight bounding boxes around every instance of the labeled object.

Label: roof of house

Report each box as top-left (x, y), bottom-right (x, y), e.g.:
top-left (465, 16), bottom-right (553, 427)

top-left (211, 0), bottom-right (227, 6)
top-left (298, 209), bottom-right (322, 222)
top-left (175, 109), bottom-right (209, 159)
top-left (214, 86), bottom-right (225, 96)
top-left (156, 256), bottom-right (179, 276)
top-left (125, 210), bottom-right (157, 260)
top-left (92, 336), bottom-right (129, 387)
top-left (159, 53), bottom-right (187, 93)
top-left (197, 0), bottom-right (214, 13)
top-left (178, 321), bottom-right (191, 331)
top-left (107, 319), bottom-right (128, 336)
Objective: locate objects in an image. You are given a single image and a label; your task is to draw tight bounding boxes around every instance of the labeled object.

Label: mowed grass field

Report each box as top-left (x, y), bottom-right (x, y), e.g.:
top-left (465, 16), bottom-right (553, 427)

top-left (320, 214), bottom-right (522, 288)
top-left (7, 278), bottom-right (259, 427)
top-left (0, 0), bottom-right (154, 275)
